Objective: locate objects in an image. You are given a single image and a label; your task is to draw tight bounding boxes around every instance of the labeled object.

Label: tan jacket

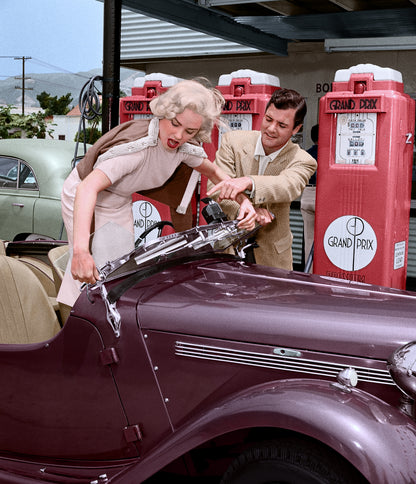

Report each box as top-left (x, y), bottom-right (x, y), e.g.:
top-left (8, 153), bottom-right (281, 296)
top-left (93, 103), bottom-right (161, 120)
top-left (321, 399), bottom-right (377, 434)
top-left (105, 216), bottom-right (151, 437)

top-left (210, 130), bottom-right (317, 269)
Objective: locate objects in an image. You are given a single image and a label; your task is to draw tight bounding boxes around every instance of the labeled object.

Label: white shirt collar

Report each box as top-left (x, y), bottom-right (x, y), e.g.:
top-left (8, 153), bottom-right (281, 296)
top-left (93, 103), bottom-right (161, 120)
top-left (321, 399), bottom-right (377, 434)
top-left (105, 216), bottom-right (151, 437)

top-left (254, 134), bottom-right (288, 175)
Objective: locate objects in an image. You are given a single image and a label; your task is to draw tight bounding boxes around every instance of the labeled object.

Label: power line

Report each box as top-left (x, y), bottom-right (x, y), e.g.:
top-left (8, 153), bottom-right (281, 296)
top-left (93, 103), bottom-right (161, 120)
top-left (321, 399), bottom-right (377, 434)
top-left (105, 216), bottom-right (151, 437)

top-left (31, 77), bottom-right (90, 92)
top-left (0, 56), bottom-right (101, 110)
top-left (0, 55), bottom-right (22, 78)
top-left (29, 58), bottom-right (95, 79)
top-left (0, 56), bottom-right (99, 79)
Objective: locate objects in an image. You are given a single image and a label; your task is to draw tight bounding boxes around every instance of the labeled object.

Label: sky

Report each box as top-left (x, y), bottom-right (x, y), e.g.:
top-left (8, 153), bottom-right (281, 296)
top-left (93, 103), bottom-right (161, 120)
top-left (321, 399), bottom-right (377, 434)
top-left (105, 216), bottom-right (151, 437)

top-left (0, 0), bottom-right (104, 79)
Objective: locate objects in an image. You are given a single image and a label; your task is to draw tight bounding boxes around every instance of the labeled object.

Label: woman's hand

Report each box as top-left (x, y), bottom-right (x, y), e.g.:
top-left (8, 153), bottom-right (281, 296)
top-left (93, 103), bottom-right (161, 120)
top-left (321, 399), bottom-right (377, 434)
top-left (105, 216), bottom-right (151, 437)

top-left (207, 176), bottom-right (252, 202)
top-left (235, 196), bottom-right (257, 230)
top-left (71, 249), bottom-right (101, 285)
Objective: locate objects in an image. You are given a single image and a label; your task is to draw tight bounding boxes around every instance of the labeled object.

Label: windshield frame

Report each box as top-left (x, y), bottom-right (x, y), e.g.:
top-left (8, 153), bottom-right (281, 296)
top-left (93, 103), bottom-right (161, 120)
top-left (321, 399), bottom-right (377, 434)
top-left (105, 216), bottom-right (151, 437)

top-left (96, 219), bottom-right (259, 286)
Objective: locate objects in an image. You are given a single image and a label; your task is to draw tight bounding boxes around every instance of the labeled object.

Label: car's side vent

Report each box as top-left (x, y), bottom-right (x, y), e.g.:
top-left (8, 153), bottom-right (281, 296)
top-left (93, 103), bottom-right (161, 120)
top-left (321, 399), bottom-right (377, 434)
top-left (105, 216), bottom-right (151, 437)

top-left (175, 341), bottom-right (394, 386)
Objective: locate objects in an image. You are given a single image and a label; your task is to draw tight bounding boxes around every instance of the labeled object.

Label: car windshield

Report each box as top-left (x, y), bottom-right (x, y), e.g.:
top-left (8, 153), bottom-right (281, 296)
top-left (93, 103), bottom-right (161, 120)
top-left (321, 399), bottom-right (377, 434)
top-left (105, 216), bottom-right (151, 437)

top-left (74, 217), bottom-right (259, 337)
top-left (96, 219), bottom-right (258, 286)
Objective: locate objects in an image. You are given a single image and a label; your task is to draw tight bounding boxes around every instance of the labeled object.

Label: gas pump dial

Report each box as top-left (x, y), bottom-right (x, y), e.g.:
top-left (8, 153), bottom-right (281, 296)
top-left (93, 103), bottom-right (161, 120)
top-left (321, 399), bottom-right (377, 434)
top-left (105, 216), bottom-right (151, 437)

top-left (218, 113), bottom-right (253, 148)
top-left (336, 112), bottom-right (377, 165)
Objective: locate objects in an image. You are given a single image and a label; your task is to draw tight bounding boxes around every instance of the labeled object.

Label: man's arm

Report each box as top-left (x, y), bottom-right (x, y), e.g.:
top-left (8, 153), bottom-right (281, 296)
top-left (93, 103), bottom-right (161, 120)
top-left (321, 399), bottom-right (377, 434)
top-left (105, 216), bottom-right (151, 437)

top-left (249, 145), bottom-right (317, 205)
top-left (206, 131), bottom-right (243, 220)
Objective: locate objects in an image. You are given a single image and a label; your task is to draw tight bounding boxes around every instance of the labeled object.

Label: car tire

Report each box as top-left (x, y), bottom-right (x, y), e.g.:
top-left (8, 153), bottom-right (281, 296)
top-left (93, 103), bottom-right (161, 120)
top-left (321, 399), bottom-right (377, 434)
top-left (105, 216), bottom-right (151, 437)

top-left (220, 439), bottom-right (367, 484)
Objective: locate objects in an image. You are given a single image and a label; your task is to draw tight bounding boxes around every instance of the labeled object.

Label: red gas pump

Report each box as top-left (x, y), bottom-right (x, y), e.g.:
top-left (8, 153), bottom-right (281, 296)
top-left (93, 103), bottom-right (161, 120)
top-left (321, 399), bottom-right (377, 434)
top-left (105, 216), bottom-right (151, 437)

top-left (199, 69), bottom-right (281, 223)
top-left (119, 73), bottom-right (183, 123)
top-left (119, 73), bottom-right (184, 242)
top-left (314, 64), bottom-right (415, 289)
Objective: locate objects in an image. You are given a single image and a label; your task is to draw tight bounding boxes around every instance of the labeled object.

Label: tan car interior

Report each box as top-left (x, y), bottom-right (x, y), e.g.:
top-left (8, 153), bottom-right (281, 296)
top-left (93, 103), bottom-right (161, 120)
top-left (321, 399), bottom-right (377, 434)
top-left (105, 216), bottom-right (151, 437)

top-left (0, 254), bottom-right (61, 344)
top-left (0, 240), bottom-right (71, 344)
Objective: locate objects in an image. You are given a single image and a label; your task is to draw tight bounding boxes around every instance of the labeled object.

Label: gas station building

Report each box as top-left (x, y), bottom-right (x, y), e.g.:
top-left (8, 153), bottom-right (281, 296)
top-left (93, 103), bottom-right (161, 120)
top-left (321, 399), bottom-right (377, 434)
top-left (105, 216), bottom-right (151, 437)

top-left (110, 2), bottom-right (416, 284)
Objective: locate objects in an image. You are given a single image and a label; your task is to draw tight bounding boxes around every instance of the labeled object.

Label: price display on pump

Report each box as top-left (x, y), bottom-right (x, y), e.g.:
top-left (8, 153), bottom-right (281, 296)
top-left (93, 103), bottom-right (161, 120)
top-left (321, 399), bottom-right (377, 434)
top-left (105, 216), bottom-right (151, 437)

top-left (335, 112), bottom-right (377, 165)
top-left (218, 113), bottom-right (253, 147)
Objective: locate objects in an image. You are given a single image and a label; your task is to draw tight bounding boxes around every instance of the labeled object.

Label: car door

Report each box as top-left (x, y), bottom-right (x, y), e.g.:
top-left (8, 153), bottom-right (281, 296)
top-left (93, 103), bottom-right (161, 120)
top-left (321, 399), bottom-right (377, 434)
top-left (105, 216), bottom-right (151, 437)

top-left (0, 156), bottom-right (38, 240)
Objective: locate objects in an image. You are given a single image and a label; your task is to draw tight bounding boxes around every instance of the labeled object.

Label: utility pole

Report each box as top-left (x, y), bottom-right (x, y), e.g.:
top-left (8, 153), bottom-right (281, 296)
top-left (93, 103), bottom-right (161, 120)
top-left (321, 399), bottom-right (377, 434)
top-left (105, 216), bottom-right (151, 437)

top-left (14, 56), bottom-right (32, 115)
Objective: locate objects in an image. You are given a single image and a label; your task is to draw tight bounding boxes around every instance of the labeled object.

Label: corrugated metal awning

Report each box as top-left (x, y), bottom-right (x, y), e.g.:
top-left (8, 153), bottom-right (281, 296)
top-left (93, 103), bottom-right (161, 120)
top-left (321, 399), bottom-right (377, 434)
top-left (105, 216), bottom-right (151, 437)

top-left (121, 10), bottom-right (260, 61)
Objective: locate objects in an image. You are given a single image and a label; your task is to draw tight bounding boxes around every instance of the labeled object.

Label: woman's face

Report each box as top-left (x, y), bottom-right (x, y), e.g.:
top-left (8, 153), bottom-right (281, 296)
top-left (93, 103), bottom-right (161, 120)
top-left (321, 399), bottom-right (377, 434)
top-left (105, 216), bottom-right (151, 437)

top-left (159, 108), bottom-right (203, 150)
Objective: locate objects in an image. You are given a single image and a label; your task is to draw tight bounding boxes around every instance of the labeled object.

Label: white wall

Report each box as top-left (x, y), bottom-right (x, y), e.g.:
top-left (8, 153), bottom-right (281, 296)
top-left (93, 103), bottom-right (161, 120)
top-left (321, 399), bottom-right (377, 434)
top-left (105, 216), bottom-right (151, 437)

top-left (46, 115), bottom-right (102, 142)
top-left (125, 42), bottom-right (416, 148)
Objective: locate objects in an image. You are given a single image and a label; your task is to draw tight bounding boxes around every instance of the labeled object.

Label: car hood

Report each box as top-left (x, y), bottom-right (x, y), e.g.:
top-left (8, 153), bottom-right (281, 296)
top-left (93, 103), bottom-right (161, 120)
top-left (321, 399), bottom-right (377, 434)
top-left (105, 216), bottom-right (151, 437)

top-left (134, 258), bottom-right (416, 360)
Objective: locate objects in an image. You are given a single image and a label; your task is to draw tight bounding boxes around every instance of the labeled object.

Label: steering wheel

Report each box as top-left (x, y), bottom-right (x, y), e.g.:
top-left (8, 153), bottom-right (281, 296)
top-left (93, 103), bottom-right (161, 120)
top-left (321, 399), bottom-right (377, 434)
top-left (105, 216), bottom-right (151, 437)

top-left (135, 221), bottom-right (174, 248)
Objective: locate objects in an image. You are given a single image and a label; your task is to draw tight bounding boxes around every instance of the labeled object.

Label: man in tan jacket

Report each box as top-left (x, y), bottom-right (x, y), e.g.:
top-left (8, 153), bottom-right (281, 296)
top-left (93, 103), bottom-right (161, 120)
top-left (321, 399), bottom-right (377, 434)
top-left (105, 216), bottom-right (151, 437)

top-left (208, 88), bottom-right (317, 270)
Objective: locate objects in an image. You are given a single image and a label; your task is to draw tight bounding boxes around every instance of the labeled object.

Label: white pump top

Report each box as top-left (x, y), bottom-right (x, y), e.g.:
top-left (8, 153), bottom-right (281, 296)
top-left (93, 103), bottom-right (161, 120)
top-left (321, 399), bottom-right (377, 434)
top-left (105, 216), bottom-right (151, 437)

top-left (218, 69), bottom-right (280, 87)
top-left (334, 63), bottom-right (403, 83)
top-left (133, 73), bottom-right (184, 87)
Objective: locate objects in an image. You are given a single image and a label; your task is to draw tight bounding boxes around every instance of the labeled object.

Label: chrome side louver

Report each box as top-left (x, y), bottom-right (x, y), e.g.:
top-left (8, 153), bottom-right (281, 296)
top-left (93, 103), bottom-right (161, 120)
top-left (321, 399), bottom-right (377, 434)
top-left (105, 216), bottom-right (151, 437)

top-left (175, 341), bottom-right (394, 386)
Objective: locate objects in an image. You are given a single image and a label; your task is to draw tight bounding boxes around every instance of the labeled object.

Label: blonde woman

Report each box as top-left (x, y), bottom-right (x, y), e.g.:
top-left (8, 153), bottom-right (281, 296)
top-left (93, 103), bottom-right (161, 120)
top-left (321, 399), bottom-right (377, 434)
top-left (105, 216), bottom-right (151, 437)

top-left (58, 79), bottom-right (256, 307)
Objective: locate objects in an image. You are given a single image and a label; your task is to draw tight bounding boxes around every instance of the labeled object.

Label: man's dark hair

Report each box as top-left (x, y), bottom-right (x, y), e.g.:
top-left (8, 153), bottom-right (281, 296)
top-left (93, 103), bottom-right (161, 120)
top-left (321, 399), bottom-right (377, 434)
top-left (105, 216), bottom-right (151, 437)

top-left (266, 88), bottom-right (307, 128)
top-left (311, 124), bottom-right (319, 144)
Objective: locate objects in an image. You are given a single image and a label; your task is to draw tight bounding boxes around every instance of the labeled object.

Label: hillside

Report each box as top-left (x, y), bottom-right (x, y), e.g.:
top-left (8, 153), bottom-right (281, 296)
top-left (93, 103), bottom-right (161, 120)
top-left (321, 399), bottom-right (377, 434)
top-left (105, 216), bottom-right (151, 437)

top-left (0, 67), bottom-right (144, 110)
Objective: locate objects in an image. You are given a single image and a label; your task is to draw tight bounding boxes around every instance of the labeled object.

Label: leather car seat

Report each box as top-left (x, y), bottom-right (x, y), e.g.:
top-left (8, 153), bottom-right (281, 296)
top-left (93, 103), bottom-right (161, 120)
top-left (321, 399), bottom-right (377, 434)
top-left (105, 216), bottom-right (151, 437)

top-left (0, 255), bottom-right (61, 344)
top-left (13, 256), bottom-right (58, 311)
top-left (48, 245), bottom-right (71, 324)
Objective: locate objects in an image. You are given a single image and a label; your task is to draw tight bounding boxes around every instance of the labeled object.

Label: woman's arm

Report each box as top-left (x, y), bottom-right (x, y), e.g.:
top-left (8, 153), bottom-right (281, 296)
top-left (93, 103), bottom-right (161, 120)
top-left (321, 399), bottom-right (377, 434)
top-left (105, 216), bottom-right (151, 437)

top-left (71, 169), bottom-right (112, 284)
top-left (195, 158), bottom-right (231, 184)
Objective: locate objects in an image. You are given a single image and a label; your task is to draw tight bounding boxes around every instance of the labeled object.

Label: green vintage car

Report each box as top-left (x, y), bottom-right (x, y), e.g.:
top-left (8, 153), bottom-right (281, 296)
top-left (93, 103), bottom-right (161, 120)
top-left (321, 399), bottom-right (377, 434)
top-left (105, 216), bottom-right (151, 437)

top-left (0, 139), bottom-right (89, 241)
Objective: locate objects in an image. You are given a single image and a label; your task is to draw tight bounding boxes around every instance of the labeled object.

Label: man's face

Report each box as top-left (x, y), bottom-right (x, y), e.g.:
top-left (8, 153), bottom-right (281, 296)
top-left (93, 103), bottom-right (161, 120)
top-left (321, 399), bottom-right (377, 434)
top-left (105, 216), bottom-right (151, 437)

top-left (260, 104), bottom-right (302, 155)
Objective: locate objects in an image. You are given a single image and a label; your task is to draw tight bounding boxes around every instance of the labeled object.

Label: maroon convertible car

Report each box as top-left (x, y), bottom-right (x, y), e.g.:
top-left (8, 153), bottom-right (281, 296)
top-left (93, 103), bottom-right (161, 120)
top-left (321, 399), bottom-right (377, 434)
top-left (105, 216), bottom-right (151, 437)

top-left (1, 201), bottom-right (416, 483)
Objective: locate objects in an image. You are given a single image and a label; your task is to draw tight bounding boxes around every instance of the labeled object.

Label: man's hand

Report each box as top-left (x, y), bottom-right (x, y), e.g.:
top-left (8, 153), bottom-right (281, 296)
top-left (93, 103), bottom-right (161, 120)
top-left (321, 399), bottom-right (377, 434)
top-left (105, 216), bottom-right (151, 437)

top-left (255, 207), bottom-right (274, 226)
top-left (236, 197), bottom-right (257, 231)
top-left (207, 176), bottom-right (253, 202)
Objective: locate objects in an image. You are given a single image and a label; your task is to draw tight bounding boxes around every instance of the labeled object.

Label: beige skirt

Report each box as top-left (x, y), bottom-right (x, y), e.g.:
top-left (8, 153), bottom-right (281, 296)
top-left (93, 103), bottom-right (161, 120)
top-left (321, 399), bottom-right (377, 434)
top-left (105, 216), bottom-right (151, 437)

top-left (57, 169), bottom-right (134, 307)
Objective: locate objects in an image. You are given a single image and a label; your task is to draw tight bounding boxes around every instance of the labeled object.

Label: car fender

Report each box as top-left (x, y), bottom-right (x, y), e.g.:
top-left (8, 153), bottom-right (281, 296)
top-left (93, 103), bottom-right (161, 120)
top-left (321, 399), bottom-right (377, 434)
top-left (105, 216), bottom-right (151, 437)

top-left (117, 378), bottom-right (416, 484)
top-left (33, 197), bottom-right (65, 240)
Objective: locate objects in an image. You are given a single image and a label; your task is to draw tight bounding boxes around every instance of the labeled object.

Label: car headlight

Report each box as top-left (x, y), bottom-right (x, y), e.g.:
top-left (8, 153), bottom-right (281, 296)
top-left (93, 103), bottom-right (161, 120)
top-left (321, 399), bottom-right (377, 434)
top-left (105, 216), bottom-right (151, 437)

top-left (387, 341), bottom-right (416, 400)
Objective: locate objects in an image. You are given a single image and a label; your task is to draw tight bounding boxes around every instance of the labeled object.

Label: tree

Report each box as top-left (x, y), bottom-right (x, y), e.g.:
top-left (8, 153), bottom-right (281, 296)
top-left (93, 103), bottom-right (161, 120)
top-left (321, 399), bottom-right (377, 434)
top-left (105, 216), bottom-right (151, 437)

top-left (0, 106), bottom-right (13, 139)
top-left (37, 91), bottom-right (73, 116)
top-left (0, 105), bottom-right (54, 139)
top-left (74, 126), bottom-right (102, 145)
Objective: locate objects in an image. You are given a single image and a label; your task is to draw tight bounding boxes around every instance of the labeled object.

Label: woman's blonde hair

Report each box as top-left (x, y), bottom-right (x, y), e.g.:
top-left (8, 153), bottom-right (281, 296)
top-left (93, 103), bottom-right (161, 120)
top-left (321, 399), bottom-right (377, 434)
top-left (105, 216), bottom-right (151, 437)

top-left (149, 78), bottom-right (225, 143)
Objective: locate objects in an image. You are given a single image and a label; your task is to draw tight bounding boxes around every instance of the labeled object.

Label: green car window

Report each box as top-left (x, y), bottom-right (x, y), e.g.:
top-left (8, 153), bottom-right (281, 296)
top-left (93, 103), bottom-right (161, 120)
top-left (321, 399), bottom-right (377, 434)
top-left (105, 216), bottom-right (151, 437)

top-left (18, 163), bottom-right (37, 189)
top-left (0, 157), bottom-right (18, 189)
top-left (0, 158), bottom-right (37, 190)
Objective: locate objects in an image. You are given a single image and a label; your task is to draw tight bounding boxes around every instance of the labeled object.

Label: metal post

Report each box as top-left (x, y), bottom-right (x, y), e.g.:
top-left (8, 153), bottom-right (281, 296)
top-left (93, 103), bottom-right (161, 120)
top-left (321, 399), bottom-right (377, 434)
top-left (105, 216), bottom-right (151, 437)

top-left (14, 56), bottom-right (32, 115)
top-left (102, 0), bottom-right (121, 134)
